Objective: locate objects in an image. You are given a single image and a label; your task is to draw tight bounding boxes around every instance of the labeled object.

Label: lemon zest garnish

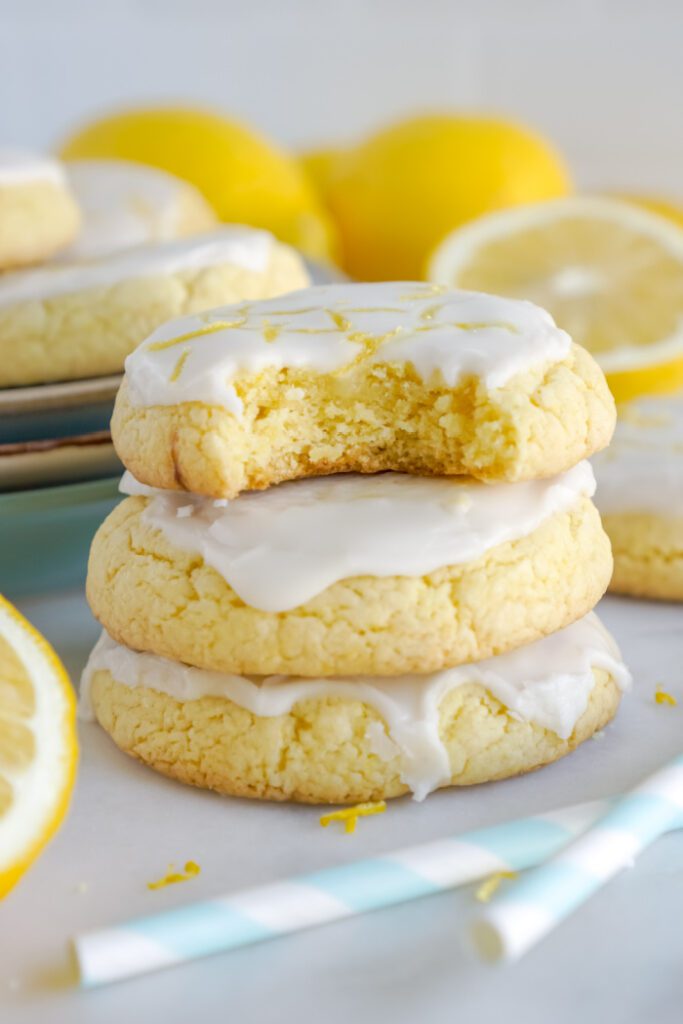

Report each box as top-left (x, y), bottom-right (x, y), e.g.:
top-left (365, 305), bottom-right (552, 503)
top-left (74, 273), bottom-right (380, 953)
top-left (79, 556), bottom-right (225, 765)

top-left (169, 348), bottom-right (191, 382)
top-left (147, 860), bottom-right (201, 890)
top-left (344, 307), bottom-right (406, 315)
top-left (475, 871), bottom-right (519, 903)
top-left (148, 319), bottom-right (247, 352)
top-left (254, 306), bottom-right (319, 318)
top-left (453, 321), bottom-right (520, 334)
top-left (320, 801), bottom-right (387, 834)
top-left (328, 309), bottom-right (352, 331)
top-left (419, 302), bottom-right (443, 322)
top-left (655, 688), bottom-right (677, 707)
top-left (262, 320), bottom-right (282, 343)
top-left (283, 327), bottom-right (341, 335)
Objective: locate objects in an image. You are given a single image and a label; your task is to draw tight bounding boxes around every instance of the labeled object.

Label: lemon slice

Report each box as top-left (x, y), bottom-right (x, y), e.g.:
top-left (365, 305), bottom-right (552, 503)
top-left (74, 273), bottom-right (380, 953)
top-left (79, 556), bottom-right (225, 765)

top-left (617, 193), bottom-right (683, 230)
top-left (428, 197), bottom-right (683, 403)
top-left (0, 596), bottom-right (77, 898)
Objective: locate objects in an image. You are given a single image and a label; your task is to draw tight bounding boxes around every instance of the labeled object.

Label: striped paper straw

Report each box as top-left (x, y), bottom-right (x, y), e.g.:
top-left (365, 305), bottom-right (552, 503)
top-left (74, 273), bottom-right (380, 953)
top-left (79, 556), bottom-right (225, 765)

top-left (470, 754), bottom-right (683, 962)
top-left (74, 800), bottom-right (606, 987)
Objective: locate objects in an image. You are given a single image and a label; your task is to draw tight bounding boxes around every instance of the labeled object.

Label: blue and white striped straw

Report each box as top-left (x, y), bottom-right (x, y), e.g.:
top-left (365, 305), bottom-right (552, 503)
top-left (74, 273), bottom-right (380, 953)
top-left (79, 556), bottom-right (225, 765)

top-left (470, 754), bottom-right (683, 962)
top-left (74, 800), bottom-right (606, 987)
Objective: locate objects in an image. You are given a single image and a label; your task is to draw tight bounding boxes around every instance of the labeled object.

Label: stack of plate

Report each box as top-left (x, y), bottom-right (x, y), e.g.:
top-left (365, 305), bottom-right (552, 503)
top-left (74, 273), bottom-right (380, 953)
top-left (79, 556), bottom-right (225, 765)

top-left (0, 375), bottom-right (123, 595)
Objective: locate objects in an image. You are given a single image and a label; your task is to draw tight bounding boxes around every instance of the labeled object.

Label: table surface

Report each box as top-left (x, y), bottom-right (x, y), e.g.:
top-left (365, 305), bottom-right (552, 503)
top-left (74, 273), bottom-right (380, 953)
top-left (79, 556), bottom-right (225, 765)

top-left (3, 589), bottom-right (682, 1024)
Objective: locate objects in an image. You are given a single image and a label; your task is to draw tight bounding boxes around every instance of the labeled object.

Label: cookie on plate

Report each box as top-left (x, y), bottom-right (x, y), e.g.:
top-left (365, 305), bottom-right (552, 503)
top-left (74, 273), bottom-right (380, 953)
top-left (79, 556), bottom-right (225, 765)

top-left (81, 614), bottom-right (630, 804)
top-left (0, 150), bottom-right (80, 270)
top-left (87, 463), bottom-right (612, 676)
top-left (112, 282), bottom-right (616, 496)
top-left (0, 228), bottom-right (309, 387)
top-left (61, 159), bottom-right (217, 261)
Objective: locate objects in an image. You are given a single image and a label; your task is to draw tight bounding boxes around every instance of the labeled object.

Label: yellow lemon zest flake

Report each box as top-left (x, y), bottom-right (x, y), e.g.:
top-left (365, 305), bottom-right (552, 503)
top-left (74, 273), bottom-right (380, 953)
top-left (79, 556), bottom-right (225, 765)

top-left (147, 860), bottom-right (201, 890)
top-left (169, 348), bottom-right (191, 382)
top-left (148, 318), bottom-right (247, 352)
top-left (257, 306), bottom-right (319, 318)
top-left (655, 688), bottom-right (677, 707)
top-left (320, 801), bottom-right (387, 834)
top-left (328, 328), bottom-right (403, 377)
top-left (262, 319), bottom-right (283, 343)
top-left (419, 302), bottom-right (443, 322)
top-left (453, 320), bottom-right (520, 334)
top-left (475, 871), bottom-right (519, 903)
top-left (327, 309), bottom-right (352, 331)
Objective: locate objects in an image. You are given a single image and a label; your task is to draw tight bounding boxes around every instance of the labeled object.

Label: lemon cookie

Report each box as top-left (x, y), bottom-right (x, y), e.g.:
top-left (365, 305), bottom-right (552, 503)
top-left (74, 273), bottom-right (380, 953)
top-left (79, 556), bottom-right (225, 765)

top-left (594, 395), bottom-right (683, 599)
top-left (61, 159), bottom-right (217, 261)
top-left (87, 463), bottom-right (612, 677)
top-left (0, 150), bottom-right (80, 270)
top-left (81, 614), bottom-right (630, 804)
top-left (111, 282), bottom-right (615, 497)
top-left (0, 229), bottom-right (309, 387)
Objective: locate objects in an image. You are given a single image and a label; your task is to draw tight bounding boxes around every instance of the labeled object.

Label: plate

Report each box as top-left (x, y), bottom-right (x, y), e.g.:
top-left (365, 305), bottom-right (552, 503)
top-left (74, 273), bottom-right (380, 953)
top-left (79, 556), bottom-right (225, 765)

top-left (0, 374), bottom-right (121, 444)
top-left (0, 476), bottom-right (121, 596)
top-left (0, 430), bottom-right (122, 490)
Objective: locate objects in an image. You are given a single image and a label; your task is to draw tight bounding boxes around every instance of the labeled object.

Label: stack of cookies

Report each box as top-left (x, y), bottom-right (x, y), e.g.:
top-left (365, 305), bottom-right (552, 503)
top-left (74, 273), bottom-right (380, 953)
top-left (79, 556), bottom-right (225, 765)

top-left (82, 283), bottom-right (631, 804)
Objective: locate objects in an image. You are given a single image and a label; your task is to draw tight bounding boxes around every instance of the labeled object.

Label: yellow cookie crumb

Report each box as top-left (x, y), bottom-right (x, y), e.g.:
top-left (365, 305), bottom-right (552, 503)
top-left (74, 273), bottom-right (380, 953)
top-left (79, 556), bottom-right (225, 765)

top-left (147, 860), bottom-right (201, 890)
top-left (655, 688), bottom-right (677, 707)
top-left (320, 801), bottom-right (386, 834)
top-left (475, 871), bottom-right (519, 903)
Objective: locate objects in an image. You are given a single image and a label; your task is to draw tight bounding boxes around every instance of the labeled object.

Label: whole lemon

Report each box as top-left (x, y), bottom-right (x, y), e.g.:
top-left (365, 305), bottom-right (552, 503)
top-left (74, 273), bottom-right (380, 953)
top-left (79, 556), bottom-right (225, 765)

top-left (326, 113), bottom-right (571, 280)
top-left (299, 146), bottom-right (347, 200)
top-left (60, 107), bottom-right (337, 262)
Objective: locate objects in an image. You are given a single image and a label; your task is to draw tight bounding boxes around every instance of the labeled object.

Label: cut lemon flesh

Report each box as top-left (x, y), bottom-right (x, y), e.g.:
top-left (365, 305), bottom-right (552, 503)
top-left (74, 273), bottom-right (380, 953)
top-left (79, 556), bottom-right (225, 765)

top-left (428, 197), bottom-right (683, 403)
top-left (0, 596), bottom-right (77, 898)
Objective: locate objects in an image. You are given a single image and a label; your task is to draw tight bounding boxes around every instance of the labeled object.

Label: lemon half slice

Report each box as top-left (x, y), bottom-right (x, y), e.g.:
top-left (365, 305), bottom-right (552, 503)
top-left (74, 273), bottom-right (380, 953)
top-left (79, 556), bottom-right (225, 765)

top-left (0, 596), bottom-right (77, 898)
top-left (428, 197), bottom-right (683, 403)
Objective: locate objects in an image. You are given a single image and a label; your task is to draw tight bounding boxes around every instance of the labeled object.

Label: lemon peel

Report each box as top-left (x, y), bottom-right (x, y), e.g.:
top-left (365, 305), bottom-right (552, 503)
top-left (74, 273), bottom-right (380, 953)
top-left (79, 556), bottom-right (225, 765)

top-left (320, 801), bottom-right (386, 834)
top-left (147, 860), bottom-right (201, 890)
top-left (475, 871), bottom-right (519, 903)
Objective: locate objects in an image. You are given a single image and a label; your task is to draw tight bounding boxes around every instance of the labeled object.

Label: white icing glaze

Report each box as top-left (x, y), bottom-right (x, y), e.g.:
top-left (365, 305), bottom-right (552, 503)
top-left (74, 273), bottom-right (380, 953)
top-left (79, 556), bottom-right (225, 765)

top-left (60, 159), bottom-right (212, 261)
top-left (0, 148), bottom-right (65, 187)
top-left (80, 614), bottom-right (630, 801)
top-left (0, 227), bottom-right (273, 309)
top-left (122, 282), bottom-right (572, 412)
top-left (120, 462), bottom-right (596, 612)
top-left (593, 394), bottom-right (683, 515)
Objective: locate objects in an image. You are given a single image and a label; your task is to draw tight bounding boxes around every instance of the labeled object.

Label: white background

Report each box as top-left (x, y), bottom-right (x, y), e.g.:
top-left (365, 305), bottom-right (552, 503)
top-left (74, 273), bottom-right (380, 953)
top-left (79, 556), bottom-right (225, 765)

top-left (2, 0), bottom-right (683, 194)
